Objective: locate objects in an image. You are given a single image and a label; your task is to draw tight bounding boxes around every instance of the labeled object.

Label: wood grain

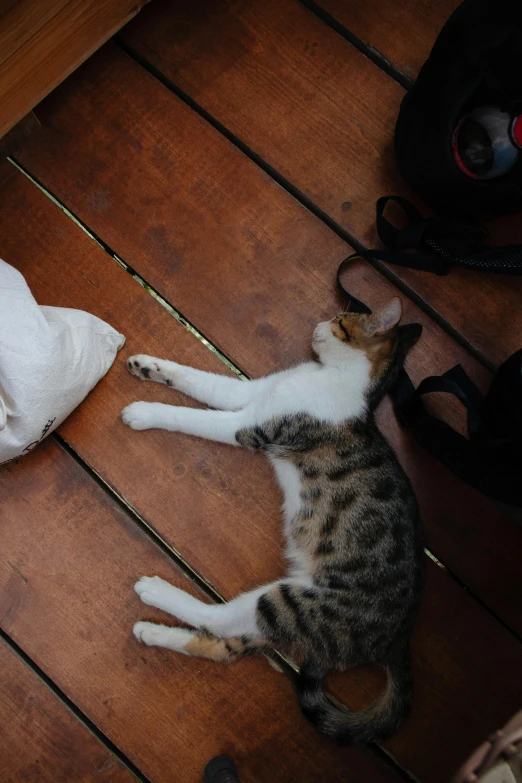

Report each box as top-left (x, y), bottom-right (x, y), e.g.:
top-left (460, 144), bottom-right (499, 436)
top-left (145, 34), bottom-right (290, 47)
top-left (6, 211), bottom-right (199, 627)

top-left (10, 46), bottom-right (522, 630)
top-left (317, 0), bottom-right (461, 79)
top-left (0, 111), bottom-right (40, 158)
top-left (3, 159), bottom-right (522, 781)
top-left (0, 639), bottom-right (135, 783)
top-left (0, 0), bottom-right (149, 138)
top-left (0, 439), bottom-right (404, 783)
top-left (115, 0), bottom-right (522, 368)
top-left (17, 43), bottom-right (349, 373)
top-left (120, 0), bottom-right (404, 248)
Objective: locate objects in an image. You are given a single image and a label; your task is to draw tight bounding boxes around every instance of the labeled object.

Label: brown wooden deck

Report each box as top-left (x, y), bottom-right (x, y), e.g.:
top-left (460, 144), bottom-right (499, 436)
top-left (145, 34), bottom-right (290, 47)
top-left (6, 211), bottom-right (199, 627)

top-left (2, 1), bottom-right (522, 781)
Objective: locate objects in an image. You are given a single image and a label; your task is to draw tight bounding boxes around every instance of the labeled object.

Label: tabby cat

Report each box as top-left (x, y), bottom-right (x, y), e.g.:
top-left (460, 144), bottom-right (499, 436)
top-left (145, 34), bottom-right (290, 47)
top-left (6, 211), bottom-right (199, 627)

top-left (122, 297), bottom-right (424, 744)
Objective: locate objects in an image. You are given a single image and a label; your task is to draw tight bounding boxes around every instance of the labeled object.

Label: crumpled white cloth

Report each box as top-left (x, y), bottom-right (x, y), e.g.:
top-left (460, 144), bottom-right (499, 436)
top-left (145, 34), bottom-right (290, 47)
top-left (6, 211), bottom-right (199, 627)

top-left (0, 258), bottom-right (125, 463)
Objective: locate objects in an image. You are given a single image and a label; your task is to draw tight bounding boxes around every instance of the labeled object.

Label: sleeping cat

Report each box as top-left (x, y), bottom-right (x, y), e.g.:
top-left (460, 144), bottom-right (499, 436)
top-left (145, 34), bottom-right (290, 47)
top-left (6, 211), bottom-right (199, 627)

top-left (121, 297), bottom-right (424, 744)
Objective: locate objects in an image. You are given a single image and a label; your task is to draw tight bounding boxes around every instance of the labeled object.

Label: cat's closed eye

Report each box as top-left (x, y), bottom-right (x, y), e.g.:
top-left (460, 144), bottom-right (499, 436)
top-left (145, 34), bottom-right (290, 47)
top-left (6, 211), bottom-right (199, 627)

top-left (337, 320), bottom-right (351, 342)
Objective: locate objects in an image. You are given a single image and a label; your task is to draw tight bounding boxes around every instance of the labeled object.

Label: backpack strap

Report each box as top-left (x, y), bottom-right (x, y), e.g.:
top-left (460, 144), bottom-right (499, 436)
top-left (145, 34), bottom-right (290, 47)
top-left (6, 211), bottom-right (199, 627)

top-left (337, 255), bottom-right (484, 432)
top-left (335, 258), bottom-right (522, 503)
top-left (360, 196), bottom-right (522, 275)
top-left (394, 365), bottom-right (484, 439)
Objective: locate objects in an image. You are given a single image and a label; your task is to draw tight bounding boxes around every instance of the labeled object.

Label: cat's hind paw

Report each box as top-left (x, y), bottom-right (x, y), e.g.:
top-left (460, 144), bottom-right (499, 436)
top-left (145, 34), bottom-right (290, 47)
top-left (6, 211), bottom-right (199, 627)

top-left (134, 575), bottom-right (187, 615)
top-left (134, 575), bottom-right (172, 603)
top-left (133, 621), bottom-right (191, 652)
top-left (133, 621), bottom-right (172, 646)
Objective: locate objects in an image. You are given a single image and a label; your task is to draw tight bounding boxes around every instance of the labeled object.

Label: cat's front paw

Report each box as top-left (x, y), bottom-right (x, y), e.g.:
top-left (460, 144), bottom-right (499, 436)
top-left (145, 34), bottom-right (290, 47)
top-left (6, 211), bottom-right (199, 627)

top-left (121, 401), bottom-right (159, 430)
top-left (126, 355), bottom-right (176, 388)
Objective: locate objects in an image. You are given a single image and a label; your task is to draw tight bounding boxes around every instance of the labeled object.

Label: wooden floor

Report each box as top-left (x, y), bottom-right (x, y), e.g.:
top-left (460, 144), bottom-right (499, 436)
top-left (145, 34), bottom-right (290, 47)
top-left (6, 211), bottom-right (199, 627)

top-left (2, 1), bottom-right (522, 781)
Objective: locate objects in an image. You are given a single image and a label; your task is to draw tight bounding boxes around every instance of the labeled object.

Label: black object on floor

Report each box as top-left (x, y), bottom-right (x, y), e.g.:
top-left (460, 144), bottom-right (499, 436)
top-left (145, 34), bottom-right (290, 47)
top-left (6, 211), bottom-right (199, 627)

top-left (337, 256), bottom-right (522, 510)
top-left (203, 755), bottom-right (242, 783)
top-left (396, 0), bottom-right (522, 223)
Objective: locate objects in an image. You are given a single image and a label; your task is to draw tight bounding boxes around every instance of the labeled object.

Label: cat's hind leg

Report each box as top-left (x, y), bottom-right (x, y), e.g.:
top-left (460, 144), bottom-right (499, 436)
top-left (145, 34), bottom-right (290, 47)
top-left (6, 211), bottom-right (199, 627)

top-left (134, 575), bottom-right (312, 643)
top-left (134, 575), bottom-right (270, 639)
top-left (133, 576), bottom-right (272, 661)
top-left (133, 623), bottom-right (261, 662)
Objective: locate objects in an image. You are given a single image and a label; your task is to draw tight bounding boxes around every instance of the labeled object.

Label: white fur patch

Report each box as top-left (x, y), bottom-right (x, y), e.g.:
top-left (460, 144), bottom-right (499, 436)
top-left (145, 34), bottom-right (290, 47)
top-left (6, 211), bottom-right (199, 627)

top-left (121, 401), bottom-right (164, 430)
top-left (134, 621), bottom-right (192, 652)
top-left (247, 358), bottom-right (370, 426)
top-left (128, 332), bottom-right (374, 648)
top-left (270, 457), bottom-right (302, 527)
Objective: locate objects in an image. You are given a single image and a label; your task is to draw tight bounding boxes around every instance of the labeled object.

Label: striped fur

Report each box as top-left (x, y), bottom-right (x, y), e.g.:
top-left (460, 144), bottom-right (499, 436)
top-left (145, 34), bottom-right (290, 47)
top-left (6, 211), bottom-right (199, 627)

top-left (128, 298), bottom-right (424, 745)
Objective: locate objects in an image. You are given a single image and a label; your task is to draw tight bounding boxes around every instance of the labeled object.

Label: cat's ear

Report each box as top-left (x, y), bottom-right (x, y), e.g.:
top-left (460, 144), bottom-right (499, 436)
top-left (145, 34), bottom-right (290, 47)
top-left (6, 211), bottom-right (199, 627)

top-left (366, 298), bottom-right (402, 336)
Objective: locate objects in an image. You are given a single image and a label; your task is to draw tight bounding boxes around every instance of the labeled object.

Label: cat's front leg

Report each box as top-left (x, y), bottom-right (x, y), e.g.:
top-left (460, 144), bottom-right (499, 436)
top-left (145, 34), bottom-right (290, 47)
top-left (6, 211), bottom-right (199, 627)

top-left (121, 402), bottom-right (250, 445)
top-left (127, 354), bottom-right (263, 410)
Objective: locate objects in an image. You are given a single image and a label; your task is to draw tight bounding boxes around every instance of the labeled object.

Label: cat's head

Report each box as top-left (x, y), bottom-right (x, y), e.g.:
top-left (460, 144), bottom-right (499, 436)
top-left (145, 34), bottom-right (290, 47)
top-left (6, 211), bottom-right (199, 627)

top-left (313, 298), bottom-right (422, 405)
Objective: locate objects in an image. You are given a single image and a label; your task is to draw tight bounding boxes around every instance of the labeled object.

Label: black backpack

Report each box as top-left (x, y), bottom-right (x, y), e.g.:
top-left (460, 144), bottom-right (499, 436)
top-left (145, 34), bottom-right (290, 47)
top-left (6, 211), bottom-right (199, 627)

top-left (336, 265), bottom-right (522, 510)
top-left (397, 0), bottom-right (522, 222)
top-left (374, 0), bottom-right (522, 276)
top-left (338, 0), bottom-right (522, 509)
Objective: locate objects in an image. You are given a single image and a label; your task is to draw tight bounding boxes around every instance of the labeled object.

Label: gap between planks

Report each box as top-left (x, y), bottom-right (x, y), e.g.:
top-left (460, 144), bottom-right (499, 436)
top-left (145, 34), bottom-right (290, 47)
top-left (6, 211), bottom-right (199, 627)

top-left (113, 37), bottom-right (495, 375)
top-left (297, 0), bottom-right (413, 88)
top-left (6, 155), bottom-right (520, 783)
top-left (7, 158), bottom-right (245, 382)
top-left (10, 156), bottom-right (522, 651)
top-left (0, 627), bottom-right (150, 783)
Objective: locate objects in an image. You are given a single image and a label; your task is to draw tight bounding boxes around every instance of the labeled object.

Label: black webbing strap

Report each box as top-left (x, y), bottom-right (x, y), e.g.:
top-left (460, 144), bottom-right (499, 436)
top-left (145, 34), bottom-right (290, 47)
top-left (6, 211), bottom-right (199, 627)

top-left (337, 259), bottom-right (482, 429)
top-left (335, 258), bottom-right (503, 498)
top-left (337, 254), bottom-right (483, 423)
top-left (358, 196), bottom-right (522, 275)
top-left (337, 259), bottom-right (522, 506)
top-left (394, 366), bottom-right (484, 439)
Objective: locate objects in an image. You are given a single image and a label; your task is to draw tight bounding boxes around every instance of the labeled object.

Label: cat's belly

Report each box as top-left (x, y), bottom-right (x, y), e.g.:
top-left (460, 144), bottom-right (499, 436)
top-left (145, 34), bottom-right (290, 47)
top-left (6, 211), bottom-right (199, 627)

top-left (269, 456), bottom-right (302, 529)
top-left (269, 456), bottom-right (314, 579)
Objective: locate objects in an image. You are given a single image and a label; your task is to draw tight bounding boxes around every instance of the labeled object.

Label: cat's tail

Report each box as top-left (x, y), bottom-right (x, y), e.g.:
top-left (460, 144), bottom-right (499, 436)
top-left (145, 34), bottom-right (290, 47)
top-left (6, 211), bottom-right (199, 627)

top-left (294, 647), bottom-right (413, 744)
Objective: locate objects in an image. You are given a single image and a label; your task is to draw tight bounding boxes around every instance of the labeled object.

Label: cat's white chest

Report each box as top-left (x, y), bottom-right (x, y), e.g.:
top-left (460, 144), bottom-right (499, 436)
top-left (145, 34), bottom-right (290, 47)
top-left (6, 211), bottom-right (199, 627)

top-left (249, 361), bottom-right (369, 424)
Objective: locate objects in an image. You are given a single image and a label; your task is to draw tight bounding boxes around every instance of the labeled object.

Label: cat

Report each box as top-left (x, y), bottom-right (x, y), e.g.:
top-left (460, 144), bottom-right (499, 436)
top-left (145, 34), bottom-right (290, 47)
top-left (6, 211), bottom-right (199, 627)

top-left (121, 297), bottom-right (424, 744)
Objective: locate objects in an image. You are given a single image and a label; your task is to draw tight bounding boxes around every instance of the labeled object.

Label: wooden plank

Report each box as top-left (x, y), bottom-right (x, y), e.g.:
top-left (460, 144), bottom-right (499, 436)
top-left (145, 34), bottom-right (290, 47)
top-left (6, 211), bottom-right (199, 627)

top-left (0, 111), bottom-right (40, 158)
top-left (114, 0), bottom-right (522, 368)
top-left (11, 47), bottom-right (522, 632)
top-left (335, 558), bottom-right (522, 779)
top-left (380, 259), bottom-right (522, 369)
top-left (118, 0), bottom-right (404, 249)
top-left (0, 639), bottom-right (135, 783)
top-left (316, 0), bottom-right (461, 79)
top-left (0, 167), bottom-right (289, 593)
top-left (0, 438), bottom-right (403, 783)
top-left (4, 151), bottom-right (522, 782)
top-left (3, 443), bottom-right (522, 783)
top-left (0, 0), bottom-right (150, 139)
top-left (16, 43), bottom-right (348, 372)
